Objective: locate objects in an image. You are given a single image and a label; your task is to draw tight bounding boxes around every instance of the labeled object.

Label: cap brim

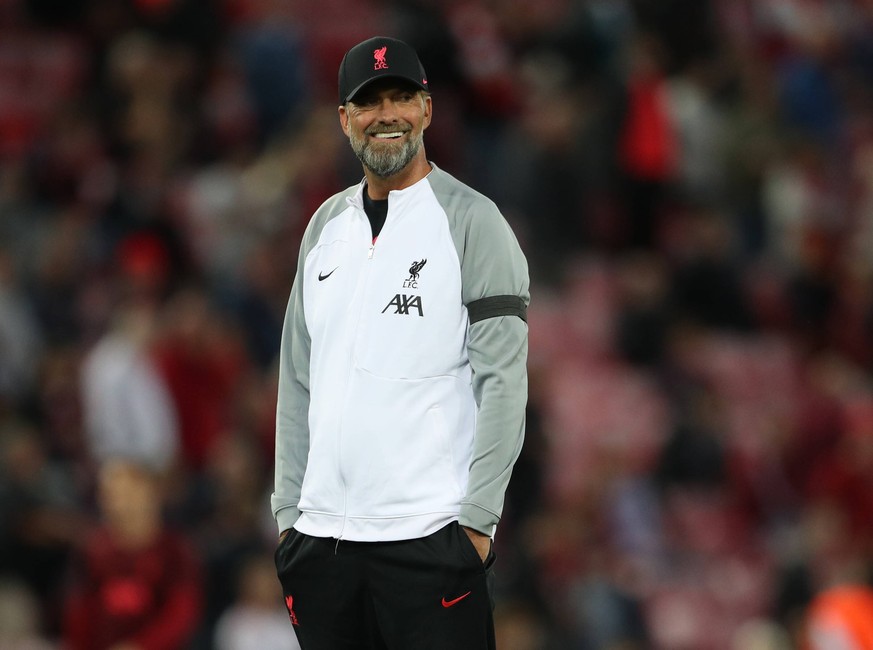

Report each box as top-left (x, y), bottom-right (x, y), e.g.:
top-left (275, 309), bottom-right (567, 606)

top-left (343, 75), bottom-right (429, 104)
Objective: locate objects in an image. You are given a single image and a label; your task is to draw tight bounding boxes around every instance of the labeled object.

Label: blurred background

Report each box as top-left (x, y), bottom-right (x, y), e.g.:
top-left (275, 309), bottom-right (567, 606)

top-left (2, 0), bottom-right (873, 648)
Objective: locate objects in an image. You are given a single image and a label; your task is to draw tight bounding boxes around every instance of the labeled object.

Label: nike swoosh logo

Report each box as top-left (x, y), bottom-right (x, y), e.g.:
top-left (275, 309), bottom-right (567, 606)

top-left (441, 591), bottom-right (471, 608)
top-left (318, 267), bottom-right (338, 281)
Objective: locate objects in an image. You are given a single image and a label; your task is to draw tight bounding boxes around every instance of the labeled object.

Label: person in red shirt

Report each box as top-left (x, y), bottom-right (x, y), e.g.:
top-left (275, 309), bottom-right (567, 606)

top-left (62, 458), bottom-right (203, 650)
top-left (805, 584), bottom-right (873, 650)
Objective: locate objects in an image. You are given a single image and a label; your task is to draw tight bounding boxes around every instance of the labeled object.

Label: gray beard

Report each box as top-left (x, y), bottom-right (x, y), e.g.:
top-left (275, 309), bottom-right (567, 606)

top-left (349, 128), bottom-right (424, 178)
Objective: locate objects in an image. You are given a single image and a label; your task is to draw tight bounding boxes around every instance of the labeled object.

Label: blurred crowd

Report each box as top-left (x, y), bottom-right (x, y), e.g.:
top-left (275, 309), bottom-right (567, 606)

top-left (2, 0), bottom-right (873, 648)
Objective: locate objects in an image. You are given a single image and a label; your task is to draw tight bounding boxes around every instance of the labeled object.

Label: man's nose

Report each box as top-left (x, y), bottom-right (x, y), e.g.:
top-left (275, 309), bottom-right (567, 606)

top-left (374, 98), bottom-right (401, 121)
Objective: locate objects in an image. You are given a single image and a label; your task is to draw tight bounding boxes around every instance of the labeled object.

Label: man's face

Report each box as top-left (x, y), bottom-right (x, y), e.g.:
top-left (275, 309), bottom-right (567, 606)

top-left (340, 80), bottom-right (432, 178)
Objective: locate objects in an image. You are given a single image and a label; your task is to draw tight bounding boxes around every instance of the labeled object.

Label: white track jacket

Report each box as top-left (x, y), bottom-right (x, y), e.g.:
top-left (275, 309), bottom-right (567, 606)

top-left (272, 164), bottom-right (529, 541)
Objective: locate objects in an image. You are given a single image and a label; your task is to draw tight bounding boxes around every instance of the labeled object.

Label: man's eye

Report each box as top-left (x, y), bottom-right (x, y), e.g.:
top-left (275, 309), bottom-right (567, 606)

top-left (352, 96), bottom-right (378, 107)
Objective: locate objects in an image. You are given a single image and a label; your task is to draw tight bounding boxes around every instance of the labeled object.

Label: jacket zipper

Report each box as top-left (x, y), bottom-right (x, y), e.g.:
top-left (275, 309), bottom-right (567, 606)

top-left (337, 210), bottom-right (383, 540)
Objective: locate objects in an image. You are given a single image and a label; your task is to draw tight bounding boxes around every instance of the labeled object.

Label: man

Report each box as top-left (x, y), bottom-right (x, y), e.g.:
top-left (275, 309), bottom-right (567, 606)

top-left (272, 35), bottom-right (529, 649)
top-left (63, 459), bottom-right (203, 650)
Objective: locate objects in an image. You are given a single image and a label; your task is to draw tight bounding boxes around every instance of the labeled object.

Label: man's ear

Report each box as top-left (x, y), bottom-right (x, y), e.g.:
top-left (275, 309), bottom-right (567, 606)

top-left (423, 95), bottom-right (432, 130)
top-left (338, 104), bottom-right (350, 137)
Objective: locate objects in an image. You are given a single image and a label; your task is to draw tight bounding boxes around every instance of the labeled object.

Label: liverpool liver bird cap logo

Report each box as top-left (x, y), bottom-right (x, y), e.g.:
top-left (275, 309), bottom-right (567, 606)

top-left (338, 36), bottom-right (429, 104)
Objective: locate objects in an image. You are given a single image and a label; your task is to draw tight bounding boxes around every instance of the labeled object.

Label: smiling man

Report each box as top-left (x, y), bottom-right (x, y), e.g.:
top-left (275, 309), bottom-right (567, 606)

top-left (342, 78), bottom-right (429, 179)
top-left (272, 36), bottom-right (530, 650)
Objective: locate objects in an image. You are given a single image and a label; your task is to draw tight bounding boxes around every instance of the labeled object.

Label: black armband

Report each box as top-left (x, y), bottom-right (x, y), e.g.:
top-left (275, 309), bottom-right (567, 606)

top-left (467, 295), bottom-right (527, 324)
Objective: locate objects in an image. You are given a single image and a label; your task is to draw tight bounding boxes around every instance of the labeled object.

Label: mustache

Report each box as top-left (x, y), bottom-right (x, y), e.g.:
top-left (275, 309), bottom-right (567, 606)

top-left (365, 125), bottom-right (412, 135)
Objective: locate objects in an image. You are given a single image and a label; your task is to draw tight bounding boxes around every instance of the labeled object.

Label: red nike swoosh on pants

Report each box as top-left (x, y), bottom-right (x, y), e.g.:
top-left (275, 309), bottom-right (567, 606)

top-left (441, 591), bottom-right (471, 608)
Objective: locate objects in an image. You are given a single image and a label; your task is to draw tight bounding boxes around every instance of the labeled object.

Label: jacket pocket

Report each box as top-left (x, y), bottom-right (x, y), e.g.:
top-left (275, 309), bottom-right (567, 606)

top-left (341, 372), bottom-right (472, 518)
top-left (429, 404), bottom-right (464, 500)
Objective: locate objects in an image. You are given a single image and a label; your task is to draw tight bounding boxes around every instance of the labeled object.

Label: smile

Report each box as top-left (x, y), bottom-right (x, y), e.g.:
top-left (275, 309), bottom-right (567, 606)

top-left (371, 132), bottom-right (405, 139)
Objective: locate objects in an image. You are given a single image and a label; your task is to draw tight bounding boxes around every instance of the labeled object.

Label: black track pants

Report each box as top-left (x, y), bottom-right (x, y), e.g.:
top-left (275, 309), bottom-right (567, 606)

top-left (274, 521), bottom-right (496, 650)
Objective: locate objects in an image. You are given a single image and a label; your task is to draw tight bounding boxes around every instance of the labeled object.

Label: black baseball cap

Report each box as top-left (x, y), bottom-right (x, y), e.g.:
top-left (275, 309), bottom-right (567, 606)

top-left (338, 36), bottom-right (429, 104)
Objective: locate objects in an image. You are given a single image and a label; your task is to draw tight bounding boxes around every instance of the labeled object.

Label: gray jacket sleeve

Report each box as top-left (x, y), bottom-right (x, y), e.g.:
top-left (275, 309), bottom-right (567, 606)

top-left (270, 225), bottom-right (314, 533)
top-left (455, 197), bottom-right (530, 536)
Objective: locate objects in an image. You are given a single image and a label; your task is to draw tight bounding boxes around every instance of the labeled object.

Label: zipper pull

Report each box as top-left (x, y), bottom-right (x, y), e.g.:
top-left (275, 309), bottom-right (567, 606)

top-left (368, 245), bottom-right (375, 260)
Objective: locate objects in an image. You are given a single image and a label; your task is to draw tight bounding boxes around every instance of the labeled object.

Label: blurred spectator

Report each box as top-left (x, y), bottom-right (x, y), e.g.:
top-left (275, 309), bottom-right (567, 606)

top-left (804, 584), bottom-right (873, 650)
top-left (185, 431), bottom-right (274, 648)
top-left (80, 298), bottom-right (179, 472)
top-left (0, 418), bottom-right (85, 636)
top-left (667, 205), bottom-right (753, 332)
top-left (0, 248), bottom-right (44, 405)
top-left (502, 400), bottom-right (547, 530)
top-left (720, 49), bottom-right (785, 258)
top-left (225, 243), bottom-right (287, 371)
top-left (25, 211), bottom-right (92, 347)
top-left (772, 558), bottom-right (816, 646)
top-left (113, 232), bottom-right (175, 304)
top-left (151, 286), bottom-right (249, 471)
top-left (28, 103), bottom-right (112, 212)
top-left (0, 579), bottom-right (55, 650)
top-left (62, 458), bottom-right (202, 650)
top-left (804, 396), bottom-right (873, 545)
top-left (772, 12), bottom-right (843, 147)
top-left (630, 0), bottom-right (720, 75)
top-left (664, 56), bottom-right (730, 206)
top-left (613, 251), bottom-right (671, 367)
top-left (233, 20), bottom-right (309, 145)
top-left (616, 31), bottom-right (679, 250)
top-left (730, 618), bottom-right (792, 650)
top-left (565, 552), bottom-right (650, 649)
top-left (488, 50), bottom-right (598, 280)
top-left (128, 0), bottom-right (224, 57)
top-left (212, 552), bottom-right (300, 650)
top-left (493, 599), bottom-right (563, 650)
top-left (781, 351), bottom-right (855, 503)
top-left (654, 383), bottom-right (729, 491)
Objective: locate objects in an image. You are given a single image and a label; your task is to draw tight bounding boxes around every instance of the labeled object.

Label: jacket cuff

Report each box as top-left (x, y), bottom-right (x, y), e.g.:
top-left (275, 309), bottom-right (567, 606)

top-left (276, 506), bottom-right (301, 533)
top-left (459, 503), bottom-right (498, 537)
